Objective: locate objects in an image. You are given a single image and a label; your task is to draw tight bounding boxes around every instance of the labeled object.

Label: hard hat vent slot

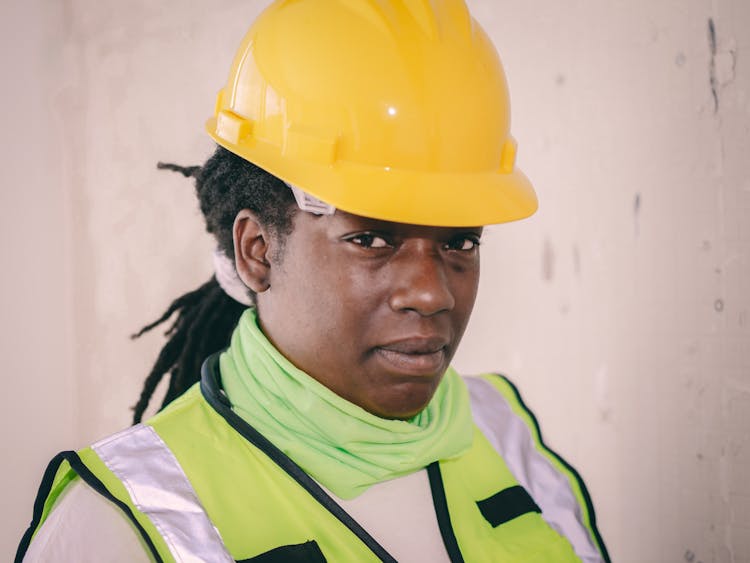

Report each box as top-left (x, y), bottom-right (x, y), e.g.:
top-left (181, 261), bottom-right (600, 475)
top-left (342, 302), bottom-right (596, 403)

top-left (500, 137), bottom-right (517, 174)
top-left (216, 110), bottom-right (254, 145)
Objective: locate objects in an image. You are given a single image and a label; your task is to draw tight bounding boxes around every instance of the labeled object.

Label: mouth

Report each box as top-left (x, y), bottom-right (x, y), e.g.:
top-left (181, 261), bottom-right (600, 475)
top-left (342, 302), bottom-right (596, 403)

top-left (374, 337), bottom-right (449, 376)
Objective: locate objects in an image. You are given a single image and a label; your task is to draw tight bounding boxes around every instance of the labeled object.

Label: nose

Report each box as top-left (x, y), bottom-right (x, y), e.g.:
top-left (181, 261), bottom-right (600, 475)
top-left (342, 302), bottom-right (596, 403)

top-left (388, 245), bottom-right (455, 316)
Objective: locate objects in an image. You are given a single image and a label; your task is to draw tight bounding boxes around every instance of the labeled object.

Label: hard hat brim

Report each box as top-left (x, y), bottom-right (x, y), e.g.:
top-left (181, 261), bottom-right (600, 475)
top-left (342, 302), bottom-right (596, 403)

top-left (207, 121), bottom-right (537, 228)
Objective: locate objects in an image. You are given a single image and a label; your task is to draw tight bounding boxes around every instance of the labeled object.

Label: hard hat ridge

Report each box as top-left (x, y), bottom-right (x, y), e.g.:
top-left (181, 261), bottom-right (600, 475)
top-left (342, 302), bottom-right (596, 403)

top-left (343, 0), bottom-right (473, 42)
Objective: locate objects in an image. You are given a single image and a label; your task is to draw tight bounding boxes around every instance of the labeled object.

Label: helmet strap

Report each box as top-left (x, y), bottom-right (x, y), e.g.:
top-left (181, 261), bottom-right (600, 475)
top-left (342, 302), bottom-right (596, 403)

top-left (287, 183), bottom-right (336, 216)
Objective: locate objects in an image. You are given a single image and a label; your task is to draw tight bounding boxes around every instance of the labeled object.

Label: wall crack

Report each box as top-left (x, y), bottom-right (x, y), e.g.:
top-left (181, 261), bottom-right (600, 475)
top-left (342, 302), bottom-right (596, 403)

top-left (707, 18), bottom-right (737, 115)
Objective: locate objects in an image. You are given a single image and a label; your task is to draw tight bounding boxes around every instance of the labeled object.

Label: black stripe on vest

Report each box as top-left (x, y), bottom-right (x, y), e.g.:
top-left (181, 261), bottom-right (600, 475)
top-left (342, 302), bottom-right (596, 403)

top-left (15, 451), bottom-right (164, 563)
top-left (427, 462), bottom-right (465, 563)
top-left (476, 485), bottom-right (541, 527)
top-left (239, 540), bottom-right (326, 562)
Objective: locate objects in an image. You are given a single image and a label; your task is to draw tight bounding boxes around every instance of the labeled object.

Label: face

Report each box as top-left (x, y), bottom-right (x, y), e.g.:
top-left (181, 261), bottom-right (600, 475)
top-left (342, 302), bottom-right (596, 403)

top-left (235, 209), bottom-right (481, 419)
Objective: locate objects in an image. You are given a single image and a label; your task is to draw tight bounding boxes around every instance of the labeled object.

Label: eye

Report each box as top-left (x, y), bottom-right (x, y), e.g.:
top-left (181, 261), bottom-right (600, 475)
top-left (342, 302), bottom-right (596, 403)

top-left (444, 235), bottom-right (481, 252)
top-left (346, 232), bottom-right (392, 249)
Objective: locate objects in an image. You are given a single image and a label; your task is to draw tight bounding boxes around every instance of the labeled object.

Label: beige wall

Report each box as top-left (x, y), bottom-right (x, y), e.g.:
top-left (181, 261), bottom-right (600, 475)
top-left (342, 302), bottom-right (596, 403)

top-left (2, 0), bottom-right (749, 561)
top-left (1, 0), bottom-right (76, 558)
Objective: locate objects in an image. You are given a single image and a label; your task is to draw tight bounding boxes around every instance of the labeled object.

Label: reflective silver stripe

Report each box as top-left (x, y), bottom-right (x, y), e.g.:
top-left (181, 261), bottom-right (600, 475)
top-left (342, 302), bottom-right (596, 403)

top-left (92, 423), bottom-right (233, 563)
top-left (465, 376), bottom-right (603, 563)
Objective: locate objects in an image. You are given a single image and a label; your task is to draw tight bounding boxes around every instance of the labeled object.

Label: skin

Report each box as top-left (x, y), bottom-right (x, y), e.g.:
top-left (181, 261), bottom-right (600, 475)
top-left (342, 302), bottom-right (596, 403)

top-left (233, 208), bottom-right (482, 419)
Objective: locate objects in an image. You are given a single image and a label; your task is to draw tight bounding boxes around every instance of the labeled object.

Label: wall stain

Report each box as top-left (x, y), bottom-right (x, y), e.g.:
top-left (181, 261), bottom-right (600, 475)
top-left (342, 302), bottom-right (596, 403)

top-left (714, 298), bottom-right (724, 312)
top-left (708, 18), bottom-right (719, 113)
top-left (542, 238), bottom-right (555, 281)
top-left (634, 192), bottom-right (641, 237)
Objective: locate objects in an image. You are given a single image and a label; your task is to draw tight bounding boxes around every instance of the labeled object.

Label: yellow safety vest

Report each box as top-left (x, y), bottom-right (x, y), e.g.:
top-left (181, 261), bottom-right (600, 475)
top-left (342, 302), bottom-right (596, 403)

top-left (18, 355), bottom-right (609, 562)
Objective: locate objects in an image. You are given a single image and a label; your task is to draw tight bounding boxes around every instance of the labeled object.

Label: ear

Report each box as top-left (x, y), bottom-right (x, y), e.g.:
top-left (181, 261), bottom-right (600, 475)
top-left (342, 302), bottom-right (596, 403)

top-left (233, 209), bottom-right (272, 293)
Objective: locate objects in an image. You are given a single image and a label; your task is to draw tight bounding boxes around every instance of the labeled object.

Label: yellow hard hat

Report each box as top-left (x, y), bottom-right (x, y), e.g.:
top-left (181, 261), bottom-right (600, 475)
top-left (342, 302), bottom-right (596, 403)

top-left (206, 0), bottom-right (537, 227)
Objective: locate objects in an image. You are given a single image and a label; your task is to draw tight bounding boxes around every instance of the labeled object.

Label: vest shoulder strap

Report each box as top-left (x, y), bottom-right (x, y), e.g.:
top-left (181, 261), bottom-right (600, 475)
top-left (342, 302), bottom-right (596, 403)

top-left (466, 373), bottom-right (610, 563)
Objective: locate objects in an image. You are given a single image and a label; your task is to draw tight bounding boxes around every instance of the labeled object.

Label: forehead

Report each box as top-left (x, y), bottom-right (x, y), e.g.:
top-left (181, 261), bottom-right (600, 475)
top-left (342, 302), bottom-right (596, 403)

top-left (293, 208), bottom-right (483, 238)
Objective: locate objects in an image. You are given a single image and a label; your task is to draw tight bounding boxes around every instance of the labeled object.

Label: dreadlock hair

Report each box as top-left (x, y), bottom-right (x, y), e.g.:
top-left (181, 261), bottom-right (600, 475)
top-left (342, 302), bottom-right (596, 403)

top-left (131, 145), bottom-right (297, 423)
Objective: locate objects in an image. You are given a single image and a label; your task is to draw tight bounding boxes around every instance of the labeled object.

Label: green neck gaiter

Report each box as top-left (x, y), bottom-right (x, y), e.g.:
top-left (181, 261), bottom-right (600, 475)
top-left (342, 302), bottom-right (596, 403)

top-left (219, 308), bottom-right (474, 500)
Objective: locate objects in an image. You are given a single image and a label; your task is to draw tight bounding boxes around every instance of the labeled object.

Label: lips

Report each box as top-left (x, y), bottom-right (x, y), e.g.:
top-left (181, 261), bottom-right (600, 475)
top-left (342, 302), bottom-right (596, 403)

top-left (374, 336), bottom-right (449, 376)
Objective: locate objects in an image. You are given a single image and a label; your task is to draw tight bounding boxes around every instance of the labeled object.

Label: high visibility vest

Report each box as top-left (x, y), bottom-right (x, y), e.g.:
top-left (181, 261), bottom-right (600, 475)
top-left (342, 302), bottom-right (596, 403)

top-left (18, 355), bottom-right (609, 562)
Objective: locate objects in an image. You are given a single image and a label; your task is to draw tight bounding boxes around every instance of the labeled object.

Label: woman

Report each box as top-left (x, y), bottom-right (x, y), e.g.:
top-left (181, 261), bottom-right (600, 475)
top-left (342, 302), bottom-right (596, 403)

top-left (18, 1), bottom-right (609, 561)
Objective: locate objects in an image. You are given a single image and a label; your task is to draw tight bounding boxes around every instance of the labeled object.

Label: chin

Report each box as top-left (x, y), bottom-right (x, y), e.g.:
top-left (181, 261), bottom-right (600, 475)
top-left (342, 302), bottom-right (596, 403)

top-left (368, 382), bottom-right (438, 420)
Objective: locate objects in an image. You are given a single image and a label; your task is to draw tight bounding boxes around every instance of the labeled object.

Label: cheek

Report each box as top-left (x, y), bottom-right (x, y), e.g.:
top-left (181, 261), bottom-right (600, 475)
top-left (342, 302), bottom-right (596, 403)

top-left (285, 259), bottom-right (368, 347)
top-left (315, 268), bottom-right (391, 368)
top-left (453, 263), bottom-right (481, 312)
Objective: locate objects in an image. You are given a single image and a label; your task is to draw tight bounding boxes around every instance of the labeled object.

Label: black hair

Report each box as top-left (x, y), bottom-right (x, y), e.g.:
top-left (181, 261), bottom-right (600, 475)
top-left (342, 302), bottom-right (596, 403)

top-left (131, 145), bottom-right (297, 423)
